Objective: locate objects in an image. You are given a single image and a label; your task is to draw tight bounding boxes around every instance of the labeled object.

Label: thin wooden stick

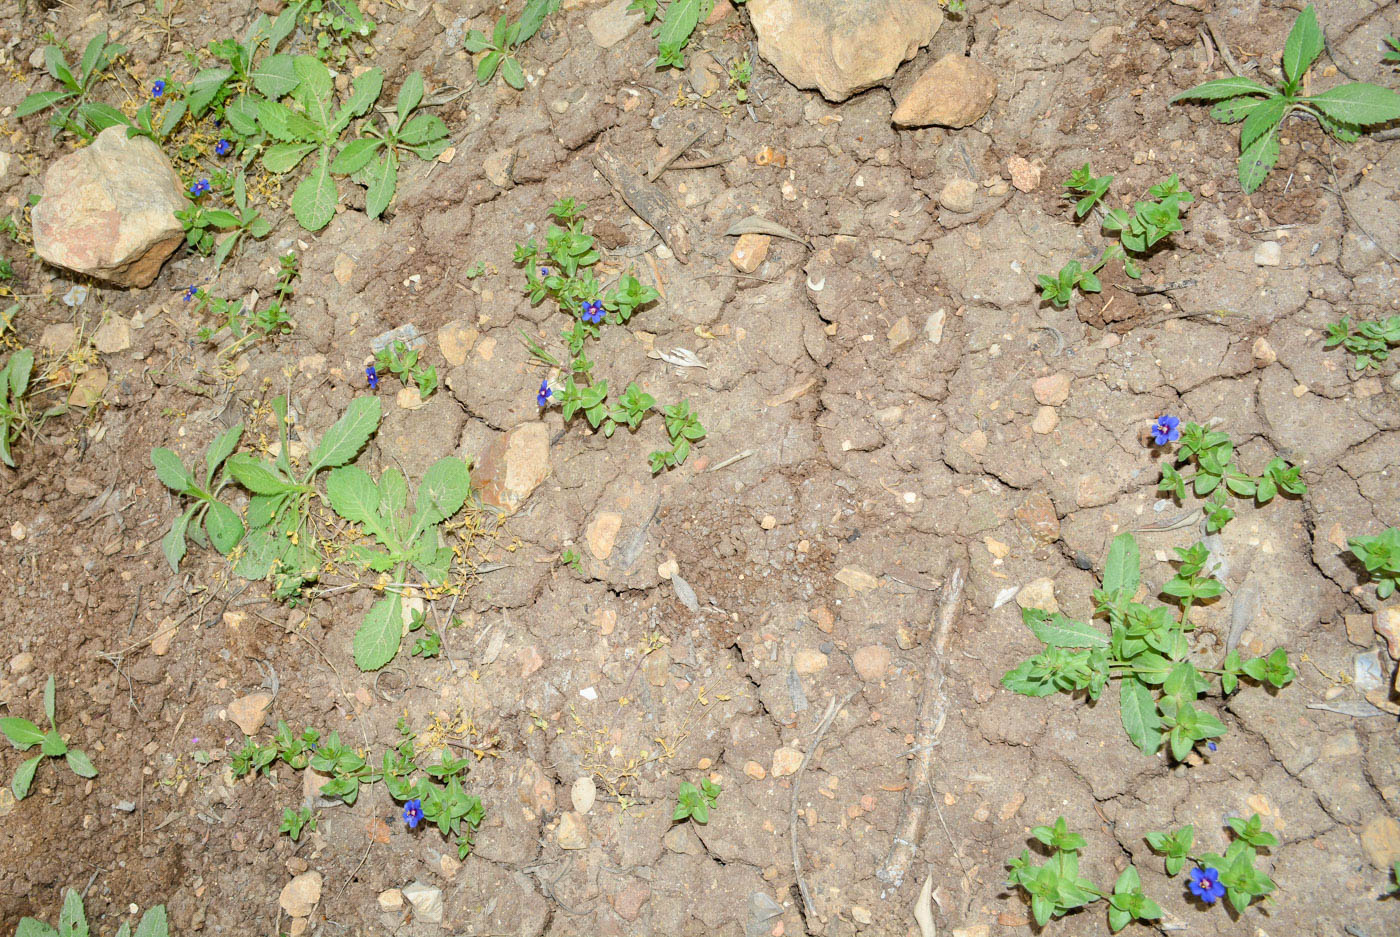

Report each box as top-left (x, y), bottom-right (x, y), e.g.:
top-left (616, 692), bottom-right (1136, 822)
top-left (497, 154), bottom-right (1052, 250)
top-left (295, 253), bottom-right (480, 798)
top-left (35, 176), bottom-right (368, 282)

top-left (791, 691), bottom-right (855, 926)
top-left (592, 145), bottom-right (692, 263)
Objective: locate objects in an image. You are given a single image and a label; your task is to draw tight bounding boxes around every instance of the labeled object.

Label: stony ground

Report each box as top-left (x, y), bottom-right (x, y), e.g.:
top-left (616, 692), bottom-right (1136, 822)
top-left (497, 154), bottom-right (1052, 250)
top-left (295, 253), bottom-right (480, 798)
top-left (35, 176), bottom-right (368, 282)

top-left (1, 1), bottom-right (1399, 935)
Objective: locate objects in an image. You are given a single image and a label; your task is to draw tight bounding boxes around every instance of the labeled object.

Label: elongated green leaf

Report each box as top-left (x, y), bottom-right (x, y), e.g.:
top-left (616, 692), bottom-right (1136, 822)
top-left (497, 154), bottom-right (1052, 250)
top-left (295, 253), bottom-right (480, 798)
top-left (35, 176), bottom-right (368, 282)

top-left (398, 112), bottom-right (447, 147)
top-left (395, 70), bottom-right (424, 126)
top-left (1281, 4), bottom-right (1324, 85)
top-left (12, 754), bottom-right (42, 800)
top-left (1, 717), bottom-right (45, 749)
top-left (1119, 677), bottom-right (1162, 756)
top-left (1102, 532), bottom-right (1139, 596)
top-left (59, 888), bottom-right (88, 937)
top-left (476, 50), bottom-right (502, 84)
top-left (516, 0), bottom-right (559, 45)
top-left (354, 594), bottom-right (403, 670)
top-left (501, 55), bottom-right (525, 90)
top-left (1025, 609), bottom-right (1108, 648)
top-left (1307, 83), bottom-right (1400, 126)
top-left (65, 749), bottom-right (97, 778)
top-left (152, 448), bottom-right (195, 493)
top-left (256, 97), bottom-right (296, 141)
top-left (16, 90), bottom-right (73, 118)
top-left (204, 423), bottom-right (244, 487)
top-left (7, 348), bottom-right (34, 398)
top-left (290, 149), bottom-right (337, 231)
top-left (309, 395), bottom-right (381, 471)
top-left (204, 501), bottom-right (244, 554)
top-left (1239, 96), bottom-right (1288, 151)
top-left (333, 67), bottom-right (383, 134)
top-left (330, 137), bottom-right (381, 175)
top-left (186, 66), bottom-right (233, 116)
top-left (268, 3), bottom-right (299, 49)
top-left (44, 45), bottom-right (76, 89)
top-left (226, 455), bottom-right (294, 495)
top-left (133, 906), bottom-right (167, 937)
top-left (15, 915), bottom-right (59, 937)
top-left (161, 506), bottom-right (194, 572)
top-left (1210, 95), bottom-right (1276, 124)
top-left (364, 151), bottom-right (397, 219)
top-left (1238, 125), bottom-right (1280, 193)
top-left (655, 0), bottom-right (708, 64)
top-left (1171, 76), bottom-right (1276, 102)
top-left (76, 101), bottom-right (129, 132)
top-left (325, 466), bottom-right (381, 525)
top-left (78, 33), bottom-right (107, 84)
top-left (41, 728), bottom-right (67, 757)
top-left (262, 141), bottom-right (316, 174)
top-left (233, 528), bottom-right (281, 580)
top-left (252, 53), bottom-right (299, 99)
top-left (414, 457), bottom-right (471, 530)
top-left (293, 54), bottom-right (334, 121)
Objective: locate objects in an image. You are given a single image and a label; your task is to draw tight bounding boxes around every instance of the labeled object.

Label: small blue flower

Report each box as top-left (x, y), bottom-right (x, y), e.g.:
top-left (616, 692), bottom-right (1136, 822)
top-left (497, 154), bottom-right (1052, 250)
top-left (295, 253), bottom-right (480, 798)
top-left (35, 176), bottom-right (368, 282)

top-left (1188, 866), bottom-right (1225, 905)
top-left (189, 178), bottom-right (211, 197)
top-left (151, 80), bottom-right (166, 98)
top-left (539, 266), bottom-right (550, 277)
top-left (1151, 414), bottom-right (1181, 447)
top-left (214, 139), bottom-right (231, 157)
top-left (536, 379), bottom-right (553, 407)
top-left (402, 798), bottom-right (423, 829)
top-left (366, 364), bottom-right (379, 390)
top-left (1207, 741), bottom-right (1217, 752)
top-left (182, 285), bottom-right (198, 302)
top-left (581, 300), bottom-right (604, 325)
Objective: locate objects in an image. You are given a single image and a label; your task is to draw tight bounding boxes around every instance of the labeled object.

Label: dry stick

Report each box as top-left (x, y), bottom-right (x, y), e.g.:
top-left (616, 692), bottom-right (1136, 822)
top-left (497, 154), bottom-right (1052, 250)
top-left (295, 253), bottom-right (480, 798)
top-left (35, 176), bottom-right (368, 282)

top-left (791, 691), bottom-right (856, 926)
top-left (1203, 18), bottom-right (1244, 77)
top-left (591, 145), bottom-right (692, 263)
top-left (646, 126), bottom-right (707, 181)
top-left (876, 564), bottom-right (967, 895)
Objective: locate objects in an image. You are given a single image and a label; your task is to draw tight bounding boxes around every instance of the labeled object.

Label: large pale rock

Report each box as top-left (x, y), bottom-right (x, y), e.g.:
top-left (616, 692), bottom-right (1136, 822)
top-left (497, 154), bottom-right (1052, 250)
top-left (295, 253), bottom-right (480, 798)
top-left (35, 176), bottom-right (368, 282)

top-left (474, 422), bottom-right (550, 514)
top-left (749, 0), bottom-right (943, 102)
top-left (32, 126), bottom-right (188, 287)
top-left (587, 0), bottom-right (644, 48)
top-left (893, 54), bottom-right (997, 128)
top-left (278, 871), bottom-right (322, 918)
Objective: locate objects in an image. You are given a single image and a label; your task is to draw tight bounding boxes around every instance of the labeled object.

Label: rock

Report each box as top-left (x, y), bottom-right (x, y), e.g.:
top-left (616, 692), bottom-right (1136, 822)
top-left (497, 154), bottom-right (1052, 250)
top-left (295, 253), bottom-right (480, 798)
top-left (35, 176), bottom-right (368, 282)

top-left (395, 387), bottom-right (427, 411)
top-left (1253, 241), bottom-right (1282, 266)
top-left (744, 760), bottom-right (767, 780)
top-left (68, 367), bottom-right (108, 408)
top-left (93, 317), bottom-right (132, 354)
top-left (925, 309), bottom-right (946, 344)
top-left (853, 645), bottom-right (891, 681)
top-left (851, 906), bottom-right (873, 925)
top-left (436, 320), bottom-right (477, 367)
top-left (556, 811), bottom-right (589, 849)
top-left (793, 649), bottom-right (828, 675)
top-left (729, 233), bottom-right (770, 273)
top-left (278, 871), bottom-right (322, 918)
top-left (611, 881), bottom-right (651, 921)
top-left (1007, 157), bottom-right (1041, 193)
top-left (32, 126), bottom-right (188, 288)
top-left (333, 252), bottom-right (355, 285)
top-left (586, 0), bottom-right (644, 48)
top-left (1031, 406), bottom-right (1059, 435)
top-left (1374, 607), bottom-right (1400, 659)
top-left (707, 0), bottom-right (734, 24)
top-left (9, 652), bottom-right (34, 674)
top-left (0, 151), bottom-right (9, 181)
top-left (475, 423), bottom-right (550, 514)
top-left (939, 178), bottom-right (978, 214)
top-left (586, 511), bottom-right (622, 560)
top-left (571, 776), bottom-right (596, 814)
top-left (664, 824), bottom-right (702, 854)
top-left (1032, 372), bottom-right (1072, 406)
top-left (483, 148), bottom-right (515, 188)
top-left (771, 747), bottom-right (803, 777)
top-left (687, 51), bottom-right (723, 97)
top-left (227, 692), bottom-right (273, 736)
top-left (887, 315), bottom-right (914, 351)
top-left (1360, 816), bottom-right (1400, 869)
top-left (40, 323), bottom-right (77, 354)
top-left (377, 889), bottom-right (403, 912)
top-left (1346, 614), bottom-right (1376, 647)
top-left (516, 759), bottom-right (556, 816)
top-left (1251, 336), bottom-right (1277, 368)
top-left (1014, 492), bottom-right (1060, 543)
top-left (402, 882), bottom-right (444, 924)
top-left (749, 0), bottom-right (943, 101)
top-left (893, 54), bottom-right (997, 128)
top-left (1016, 578), bottom-right (1059, 614)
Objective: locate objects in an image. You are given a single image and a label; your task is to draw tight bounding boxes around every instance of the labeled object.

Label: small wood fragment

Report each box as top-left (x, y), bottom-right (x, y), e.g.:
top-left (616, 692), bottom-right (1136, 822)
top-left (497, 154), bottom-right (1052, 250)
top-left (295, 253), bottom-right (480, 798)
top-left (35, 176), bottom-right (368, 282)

top-left (592, 146), bottom-right (692, 264)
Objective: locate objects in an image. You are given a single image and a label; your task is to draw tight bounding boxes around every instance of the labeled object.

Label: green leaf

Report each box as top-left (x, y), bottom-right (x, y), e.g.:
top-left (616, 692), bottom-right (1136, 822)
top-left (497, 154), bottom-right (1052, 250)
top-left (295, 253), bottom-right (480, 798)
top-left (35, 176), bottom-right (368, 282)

top-left (292, 55), bottom-right (334, 122)
top-left (204, 423), bottom-right (244, 487)
top-left (59, 888), bottom-right (88, 937)
top-left (331, 137), bottom-right (381, 175)
top-left (186, 66), bottom-right (233, 115)
top-left (204, 501), bottom-right (244, 554)
top-left (414, 457), bottom-right (471, 529)
top-left (353, 594), bottom-right (403, 670)
top-left (1238, 125), bottom-right (1280, 194)
top-left (78, 33), bottom-right (107, 84)
top-left (17, 91), bottom-right (74, 118)
top-left (251, 53), bottom-right (299, 99)
top-left (1173, 76), bottom-right (1276, 102)
top-left (398, 112), bottom-right (447, 147)
top-left (41, 728), bottom-right (67, 757)
top-left (225, 456), bottom-right (293, 495)
top-left (290, 149), bottom-right (338, 231)
top-left (152, 448), bottom-right (195, 493)
top-left (1, 717), bottom-right (44, 749)
top-left (161, 506), bottom-right (194, 572)
top-left (395, 70), bottom-right (424, 125)
top-left (364, 151), bottom-right (398, 220)
top-left (12, 754), bottom-right (42, 800)
top-left (65, 749), bottom-right (97, 778)
top-left (325, 466), bottom-right (381, 525)
top-left (1281, 4), bottom-right (1324, 85)
top-left (133, 906), bottom-right (168, 937)
top-left (1102, 532), bottom-right (1140, 596)
top-left (1025, 609), bottom-right (1109, 648)
top-left (75, 101), bottom-right (130, 132)
top-left (1119, 677), bottom-right (1162, 756)
top-left (516, 0), bottom-right (559, 45)
top-left (16, 916), bottom-right (59, 937)
top-left (309, 396), bottom-right (382, 471)
top-left (43, 675), bottom-right (56, 726)
top-left (1239, 96), bottom-right (1288, 152)
top-left (501, 55), bottom-right (525, 90)
top-left (262, 141), bottom-right (317, 173)
top-left (476, 51), bottom-right (503, 84)
top-left (334, 67), bottom-right (383, 133)
top-left (1306, 83), bottom-right (1400, 126)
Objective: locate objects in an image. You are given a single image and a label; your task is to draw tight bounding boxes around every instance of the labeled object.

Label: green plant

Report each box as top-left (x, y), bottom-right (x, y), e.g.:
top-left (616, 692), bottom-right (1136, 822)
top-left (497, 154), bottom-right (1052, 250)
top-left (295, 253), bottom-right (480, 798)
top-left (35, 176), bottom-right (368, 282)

top-left (194, 251), bottom-right (298, 347)
top-left (176, 172), bottom-right (271, 267)
top-left (1387, 860), bottom-right (1400, 895)
top-left (373, 339), bottom-right (438, 400)
top-left (1347, 527), bottom-right (1400, 599)
top-left (408, 609), bottom-right (442, 659)
top-left (16, 32), bottom-right (128, 140)
top-left (464, 0), bottom-right (559, 89)
top-left (1039, 166), bottom-right (1193, 307)
top-left (0, 347), bottom-right (35, 468)
top-left (329, 71), bottom-right (450, 219)
top-left (185, 8), bottom-right (300, 143)
top-left (294, 0), bottom-right (377, 64)
top-left (628, 0), bottom-right (713, 69)
top-left (1157, 422), bottom-right (1305, 533)
top-left (280, 805), bottom-right (317, 840)
top-left (1002, 533), bottom-right (1294, 760)
top-left (1006, 818), bottom-right (1160, 931)
top-left (1172, 5), bottom-right (1400, 192)
top-left (231, 720), bottom-right (320, 777)
top-left (1324, 315), bottom-right (1400, 370)
top-left (15, 888), bottom-right (166, 937)
top-left (1, 676), bottom-right (98, 800)
top-left (257, 55), bottom-right (383, 231)
top-left (323, 455), bottom-right (471, 670)
top-left (152, 423), bottom-right (246, 571)
top-left (1385, 35), bottom-right (1400, 66)
top-left (384, 746), bottom-right (485, 859)
top-left (560, 547), bottom-right (582, 571)
top-left (728, 55), bottom-right (751, 103)
top-left (1146, 814), bottom-right (1277, 913)
top-left (673, 777), bottom-right (720, 823)
top-left (517, 198), bottom-right (705, 473)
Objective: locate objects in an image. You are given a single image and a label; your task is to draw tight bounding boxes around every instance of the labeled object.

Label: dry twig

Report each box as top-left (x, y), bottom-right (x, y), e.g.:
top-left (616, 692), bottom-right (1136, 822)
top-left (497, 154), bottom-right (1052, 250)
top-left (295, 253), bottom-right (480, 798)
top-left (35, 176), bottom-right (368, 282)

top-left (791, 691), bottom-right (855, 926)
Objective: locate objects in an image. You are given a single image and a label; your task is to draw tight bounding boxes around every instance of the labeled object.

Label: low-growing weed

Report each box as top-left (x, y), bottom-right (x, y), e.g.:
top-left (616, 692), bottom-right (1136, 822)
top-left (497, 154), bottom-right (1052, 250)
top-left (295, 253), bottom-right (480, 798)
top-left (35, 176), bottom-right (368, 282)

top-left (280, 805), bottom-right (317, 840)
top-left (1347, 527), bottom-right (1400, 599)
top-left (16, 32), bottom-right (128, 140)
top-left (373, 338), bottom-right (438, 400)
top-left (408, 610), bottom-right (443, 659)
top-left (1386, 35), bottom-right (1400, 66)
top-left (151, 422), bottom-right (247, 571)
top-left (464, 0), bottom-right (559, 90)
top-left (15, 888), bottom-right (167, 937)
top-left (1172, 5), bottom-right (1400, 192)
top-left (673, 776), bottom-right (720, 823)
top-left (0, 347), bottom-right (36, 467)
top-left (329, 71), bottom-right (450, 219)
top-left (1324, 315), bottom-right (1399, 370)
top-left (1146, 814), bottom-right (1276, 913)
top-left (1, 676), bottom-right (98, 800)
top-left (629, 0), bottom-right (736, 69)
top-left (1002, 532), bottom-right (1295, 760)
top-left (176, 171), bottom-right (272, 268)
top-left (185, 8), bottom-right (300, 144)
top-left (193, 251), bottom-right (298, 348)
top-left (385, 746), bottom-right (485, 859)
top-left (1155, 419), bottom-right (1305, 533)
top-left (1006, 819), bottom-right (1160, 930)
top-left (294, 0), bottom-right (377, 64)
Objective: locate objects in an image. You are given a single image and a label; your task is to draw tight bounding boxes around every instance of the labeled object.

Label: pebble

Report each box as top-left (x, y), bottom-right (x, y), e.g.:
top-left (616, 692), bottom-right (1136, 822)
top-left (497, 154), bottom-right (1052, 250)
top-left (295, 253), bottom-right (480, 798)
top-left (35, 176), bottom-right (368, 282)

top-left (1251, 336), bottom-right (1277, 368)
top-left (377, 889), bottom-right (403, 911)
top-left (556, 811), bottom-right (590, 849)
top-left (40, 323), bottom-right (77, 354)
top-left (811, 606), bottom-right (835, 633)
top-left (333, 253), bottom-right (355, 284)
top-left (893, 54), bottom-right (997, 128)
top-left (401, 882), bottom-right (443, 923)
top-left (887, 315), bottom-right (914, 350)
top-left (1360, 816), bottom-right (1400, 869)
top-left (93, 317), bottom-right (132, 354)
top-left (1013, 491), bottom-right (1060, 544)
top-left (1015, 578), bottom-right (1059, 614)
top-left (586, 0), bottom-right (644, 48)
top-left (436, 320), bottom-right (477, 367)
top-left (571, 776), bottom-right (596, 814)
top-left (729, 233), bottom-right (770, 273)
top-left (925, 309), bottom-right (946, 344)
top-left (475, 423), bottom-right (550, 515)
top-left (1253, 241), bottom-right (1282, 266)
top-left (586, 511), bottom-right (623, 560)
top-left (227, 692), bottom-right (273, 736)
top-left (793, 649), bottom-right (828, 674)
top-left (278, 872), bottom-right (322, 918)
top-left (1032, 372), bottom-right (1071, 406)
top-left (851, 906), bottom-right (873, 925)
top-left (852, 645), bottom-right (891, 681)
top-left (744, 760), bottom-right (767, 780)
top-left (395, 387), bottom-right (427, 410)
top-left (939, 178), bottom-right (978, 214)
top-left (1031, 405), bottom-right (1059, 435)
top-left (771, 747), bottom-right (804, 777)
top-left (9, 652), bottom-right (34, 674)
top-left (1006, 156), bottom-right (1040, 192)
top-left (760, 514), bottom-right (777, 530)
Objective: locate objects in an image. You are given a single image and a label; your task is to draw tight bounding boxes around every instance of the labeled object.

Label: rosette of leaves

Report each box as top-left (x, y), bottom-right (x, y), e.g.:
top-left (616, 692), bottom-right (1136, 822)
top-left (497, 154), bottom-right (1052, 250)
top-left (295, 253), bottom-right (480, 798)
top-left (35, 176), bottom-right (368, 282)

top-left (185, 9), bottom-right (301, 142)
top-left (1324, 315), bottom-right (1400, 370)
top-left (629, 0), bottom-right (715, 69)
top-left (16, 889), bottom-right (167, 937)
top-left (1, 676), bottom-right (97, 800)
top-left (329, 71), bottom-right (449, 219)
top-left (1347, 527), bottom-right (1400, 599)
top-left (464, 0), bottom-right (559, 89)
top-left (1147, 815), bottom-right (1277, 914)
top-left (1006, 818), bottom-right (1160, 931)
top-left (16, 33), bottom-right (128, 140)
top-left (384, 747), bottom-right (486, 859)
top-left (152, 423), bottom-right (246, 571)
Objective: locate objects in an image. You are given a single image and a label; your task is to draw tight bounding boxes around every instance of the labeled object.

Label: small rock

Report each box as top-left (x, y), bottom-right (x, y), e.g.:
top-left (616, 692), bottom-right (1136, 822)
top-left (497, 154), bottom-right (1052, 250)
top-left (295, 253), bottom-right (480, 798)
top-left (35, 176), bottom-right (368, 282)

top-left (518, 645), bottom-right (545, 680)
top-left (793, 649), bottom-right (828, 675)
top-left (744, 760), bottom-right (767, 780)
top-left (586, 0), bottom-right (644, 48)
top-left (40, 323), bottom-right (77, 354)
top-left (571, 776), bottom-right (596, 814)
top-left (851, 906), bottom-right (873, 925)
top-left (93, 317), bottom-right (132, 354)
top-left (811, 606), bottom-right (835, 633)
top-left (377, 889), bottom-right (403, 912)
top-left (939, 178), bottom-right (979, 214)
top-left (227, 692), bottom-right (273, 736)
top-left (1253, 241), bottom-right (1282, 266)
top-left (556, 811), bottom-right (589, 849)
top-left (610, 882), bottom-right (651, 922)
top-left (887, 315), bottom-right (914, 350)
top-left (395, 387), bottom-right (427, 411)
top-left (644, 651), bottom-right (669, 686)
top-left (516, 758), bottom-right (555, 816)
top-left (1251, 336), bottom-right (1277, 368)
top-left (32, 126), bottom-right (189, 288)
top-left (436, 320), bottom-right (477, 367)
top-left (475, 423), bottom-right (550, 514)
top-left (333, 252), bottom-right (355, 285)
top-left (401, 882), bottom-right (444, 924)
top-left (853, 645), bottom-right (891, 681)
top-left (483, 148), bottom-right (515, 188)
top-left (893, 54), bottom-right (997, 128)
top-left (68, 367), bottom-right (108, 409)
top-left (439, 854), bottom-right (461, 879)
top-left (1007, 157), bottom-right (1040, 193)
top-left (760, 514), bottom-right (777, 530)
top-left (1088, 25), bottom-right (1121, 56)
top-left (729, 233), bottom-right (771, 273)
top-left (586, 511), bottom-right (623, 560)
top-left (925, 309), bottom-right (947, 344)
top-left (9, 652), bottom-right (34, 674)
top-left (771, 747), bottom-right (803, 777)
top-left (1359, 816), bottom-right (1400, 870)
top-left (278, 871), bottom-right (322, 918)
top-left (1016, 578), bottom-right (1059, 614)
top-left (706, 0), bottom-right (733, 23)
top-left (686, 50), bottom-right (723, 97)
top-left (1031, 405), bottom-right (1059, 435)
top-left (1032, 372), bottom-right (1072, 406)
top-left (1014, 491), bottom-right (1060, 544)
top-left (1346, 614), bottom-right (1375, 647)
top-left (1374, 607), bottom-right (1400, 659)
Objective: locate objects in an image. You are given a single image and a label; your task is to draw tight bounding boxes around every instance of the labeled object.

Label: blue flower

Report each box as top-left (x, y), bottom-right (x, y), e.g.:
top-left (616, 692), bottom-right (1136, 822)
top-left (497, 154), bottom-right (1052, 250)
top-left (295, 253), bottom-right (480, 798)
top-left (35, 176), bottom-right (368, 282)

top-left (1188, 866), bottom-right (1225, 904)
top-left (189, 178), bottom-right (211, 197)
top-left (1207, 741), bottom-right (1217, 752)
top-left (1151, 414), bottom-right (1181, 446)
top-left (214, 139), bottom-right (231, 157)
top-left (402, 798), bottom-right (423, 829)
top-left (536, 378), bottom-right (552, 407)
top-left (539, 266), bottom-right (550, 277)
top-left (366, 364), bottom-right (379, 390)
top-left (151, 80), bottom-right (166, 98)
top-left (182, 285), bottom-right (198, 302)
top-left (581, 300), bottom-right (604, 325)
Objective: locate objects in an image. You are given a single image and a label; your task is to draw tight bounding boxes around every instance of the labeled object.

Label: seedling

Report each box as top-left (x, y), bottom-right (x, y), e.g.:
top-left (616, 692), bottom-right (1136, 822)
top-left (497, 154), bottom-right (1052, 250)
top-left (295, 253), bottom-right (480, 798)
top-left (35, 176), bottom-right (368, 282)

top-left (2, 676), bottom-right (98, 800)
top-left (194, 252), bottom-right (297, 347)
top-left (408, 610), bottom-right (443, 659)
top-left (1173, 5), bottom-right (1400, 192)
top-left (1002, 532), bottom-right (1294, 760)
top-left (185, 8), bottom-right (300, 140)
top-left (176, 172), bottom-right (271, 268)
top-left (294, 0), bottom-right (378, 64)
top-left (1324, 315), bottom-right (1400, 370)
top-left (1386, 35), bottom-right (1400, 66)
top-left (728, 55), bottom-right (752, 103)
top-left (1347, 527), bottom-right (1400, 599)
top-left (1039, 166), bottom-right (1193, 307)
top-left (15, 888), bottom-right (167, 937)
top-left (0, 348), bottom-right (35, 467)
top-left (16, 32), bottom-right (129, 140)
top-left (385, 745), bottom-right (486, 859)
top-left (1006, 818), bottom-right (1160, 931)
top-left (324, 455), bottom-right (470, 669)
top-left (373, 339), bottom-right (438, 400)
top-left (152, 423), bottom-right (247, 571)
top-left (464, 0), bottom-right (559, 89)
top-left (1157, 421), bottom-right (1306, 533)
top-left (673, 777), bottom-right (720, 824)
top-left (330, 71), bottom-right (450, 219)
top-left (280, 805), bottom-right (317, 840)
top-left (628, 0), bottom-right (712, 69)
top-left (1146, 814), bottom-right (1277, 913)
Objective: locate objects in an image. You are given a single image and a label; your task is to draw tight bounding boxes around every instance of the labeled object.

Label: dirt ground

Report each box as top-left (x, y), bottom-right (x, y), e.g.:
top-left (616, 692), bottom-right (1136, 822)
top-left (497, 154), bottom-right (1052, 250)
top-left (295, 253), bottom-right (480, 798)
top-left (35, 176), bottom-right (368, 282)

top-left (1, 0), bottom-right (1399, 935)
